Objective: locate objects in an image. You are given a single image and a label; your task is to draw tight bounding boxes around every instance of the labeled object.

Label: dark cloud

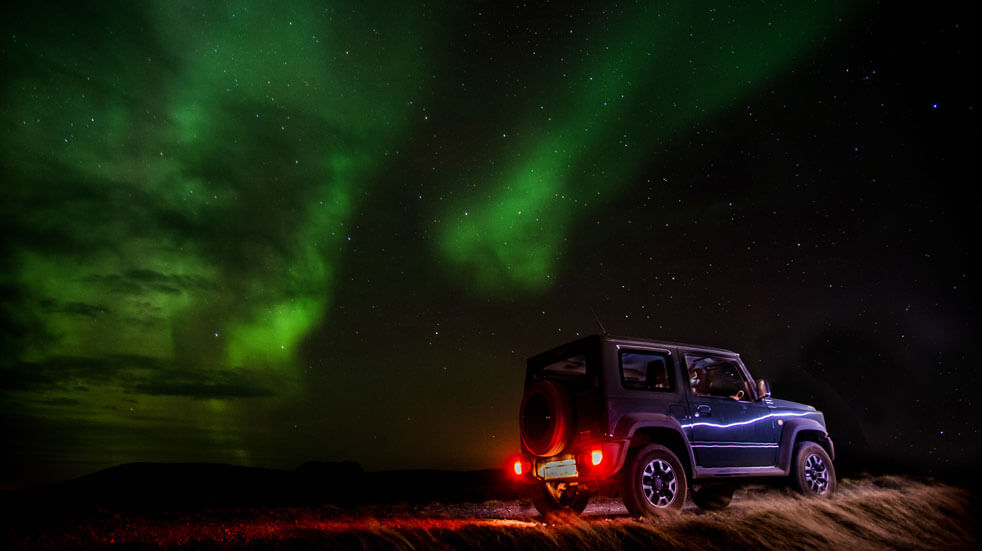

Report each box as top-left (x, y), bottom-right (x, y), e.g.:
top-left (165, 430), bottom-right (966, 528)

top-left (38, 299), bottom-right (110, 318)
top-left (84, 270), bottom-right (219, 297)
top-left (0, 285), bottom-right (58, 361)
top-left (0, 354), bottom-right (274, 400)
top-left (0, 356), bottom-right (117, 391)
top-left (129, 380), bottom-right (274, 400)
top-left (28, 397), bottom-right (80, 407)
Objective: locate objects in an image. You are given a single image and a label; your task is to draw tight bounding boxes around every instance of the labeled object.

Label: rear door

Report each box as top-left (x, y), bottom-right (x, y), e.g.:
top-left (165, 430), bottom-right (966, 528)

top-left (682, 353), bottom-right (779, 467)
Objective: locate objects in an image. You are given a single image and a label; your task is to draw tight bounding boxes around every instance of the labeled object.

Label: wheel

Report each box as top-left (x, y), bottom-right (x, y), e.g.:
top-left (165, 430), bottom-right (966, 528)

top-left (529, 481), bottom-right (590, 517)
top-left (791, 441), bottom-right (836, 496)
top-left (621, 444), bottom-right (687, 516)
top-left (692, 485), bottom-right (734, 510)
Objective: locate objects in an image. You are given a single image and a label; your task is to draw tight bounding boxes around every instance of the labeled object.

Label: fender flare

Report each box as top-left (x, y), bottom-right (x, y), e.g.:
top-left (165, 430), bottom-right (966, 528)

top-left (777, 417), bottom-right (833, 473)
top-left (611, 413), bottom-right (696, 475)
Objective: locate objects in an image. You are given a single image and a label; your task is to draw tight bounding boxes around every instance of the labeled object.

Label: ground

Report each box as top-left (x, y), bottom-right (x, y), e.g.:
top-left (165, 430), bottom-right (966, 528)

top-left (3, 476), bottom-right (975, 550)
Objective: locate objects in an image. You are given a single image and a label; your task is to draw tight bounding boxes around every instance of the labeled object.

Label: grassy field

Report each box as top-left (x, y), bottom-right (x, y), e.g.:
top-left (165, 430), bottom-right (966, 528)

top-left (4, 476), bottom-right (975, 550)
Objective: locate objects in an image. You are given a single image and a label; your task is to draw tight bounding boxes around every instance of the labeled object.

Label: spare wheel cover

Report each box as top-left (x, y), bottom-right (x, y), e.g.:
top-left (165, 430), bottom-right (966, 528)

top-left (520, 380), bottom-right (573, 457)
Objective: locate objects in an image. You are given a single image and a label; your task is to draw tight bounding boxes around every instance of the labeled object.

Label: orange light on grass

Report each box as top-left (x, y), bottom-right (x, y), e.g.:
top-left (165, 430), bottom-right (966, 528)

top-left (591, 449), bottom-right (603, 466)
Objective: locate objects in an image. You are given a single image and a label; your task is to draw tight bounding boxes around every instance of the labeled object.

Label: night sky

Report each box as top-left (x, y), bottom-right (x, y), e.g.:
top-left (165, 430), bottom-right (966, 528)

top-left (1, 1), bottom-right (978, 489)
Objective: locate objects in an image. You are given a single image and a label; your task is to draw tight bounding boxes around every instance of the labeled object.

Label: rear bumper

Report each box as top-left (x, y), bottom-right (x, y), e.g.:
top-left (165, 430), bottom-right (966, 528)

top-left (515, 439), bottom-right (629, 484)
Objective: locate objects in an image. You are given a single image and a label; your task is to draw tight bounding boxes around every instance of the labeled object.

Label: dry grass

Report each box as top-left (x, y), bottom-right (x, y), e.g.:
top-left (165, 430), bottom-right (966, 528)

top-left (5, 476), bottom-right (975, 550)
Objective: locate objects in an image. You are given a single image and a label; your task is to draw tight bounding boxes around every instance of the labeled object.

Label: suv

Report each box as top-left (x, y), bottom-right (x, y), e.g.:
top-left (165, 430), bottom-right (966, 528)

top-left (512, 335), bottom-right (835, 516)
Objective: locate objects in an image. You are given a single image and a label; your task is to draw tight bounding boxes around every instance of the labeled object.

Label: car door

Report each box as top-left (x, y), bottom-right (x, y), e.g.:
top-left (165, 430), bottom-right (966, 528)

top-left (683, 354), bottom-right (779, 468)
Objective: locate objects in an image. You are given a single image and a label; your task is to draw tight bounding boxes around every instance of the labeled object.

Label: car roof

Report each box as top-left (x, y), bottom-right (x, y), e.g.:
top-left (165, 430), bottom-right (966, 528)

top-left (530, 334), bottom-right (740, 361)
top-left (602, 334), bottom-right (739, 356)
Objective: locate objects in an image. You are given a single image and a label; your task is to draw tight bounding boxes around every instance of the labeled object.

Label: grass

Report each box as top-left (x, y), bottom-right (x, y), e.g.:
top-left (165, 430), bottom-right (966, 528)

top-left (3, 476), bottom-right (975, 550)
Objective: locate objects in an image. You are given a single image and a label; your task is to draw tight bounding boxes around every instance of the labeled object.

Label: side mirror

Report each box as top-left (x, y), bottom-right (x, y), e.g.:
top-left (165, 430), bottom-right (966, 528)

top-left (757, 378), bottom-right (771, 400)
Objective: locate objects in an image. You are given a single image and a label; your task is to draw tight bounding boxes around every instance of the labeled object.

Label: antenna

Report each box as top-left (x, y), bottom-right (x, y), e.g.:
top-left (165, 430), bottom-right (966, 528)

top-left (590, 307), bottom-right (608, 336)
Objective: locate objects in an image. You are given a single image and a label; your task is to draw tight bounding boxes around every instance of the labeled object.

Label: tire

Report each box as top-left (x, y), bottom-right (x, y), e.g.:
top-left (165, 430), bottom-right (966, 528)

top-left (692, 485), bottom-right (734, 510)
top-left (520, 380), bottom-right (573, 457)
top-left (529, 481), bottom-right (591, 517)
top-left (791, 441), bottom-right (836, 496)
top-left (621, 444), bottom-right (688, 516)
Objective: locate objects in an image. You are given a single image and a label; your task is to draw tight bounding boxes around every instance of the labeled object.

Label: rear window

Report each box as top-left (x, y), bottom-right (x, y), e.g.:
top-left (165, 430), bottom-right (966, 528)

top-left (541, 354), bottom-right (587, 377)
top-left (620, 350), bottom-right (674, 391)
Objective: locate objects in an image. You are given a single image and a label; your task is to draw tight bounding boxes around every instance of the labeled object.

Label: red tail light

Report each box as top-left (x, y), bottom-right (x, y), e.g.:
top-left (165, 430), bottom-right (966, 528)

top-left (512, 459), bottom-right (531, 476)
top-left (513, 461), bottom-right (524, 475)
top-left (591, 449), bottom-right (603, 466)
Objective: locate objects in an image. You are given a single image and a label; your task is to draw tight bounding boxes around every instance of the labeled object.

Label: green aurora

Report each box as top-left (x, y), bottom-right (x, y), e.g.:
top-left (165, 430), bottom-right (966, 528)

top-left (439, 1), bottom-right (852, 292)
top-left (2, 1), bottom-right (428, 471)
top-left (1, 1), bottom-right (859, 481)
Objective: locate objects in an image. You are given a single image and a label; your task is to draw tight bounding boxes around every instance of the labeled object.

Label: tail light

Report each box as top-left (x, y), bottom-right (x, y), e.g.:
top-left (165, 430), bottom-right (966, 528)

top-left (590, 448), bottom-right (603, 466)
top-left (512, 459), bottom-right (531, 476)
top-left (580, 442), bottom-right (623, 479)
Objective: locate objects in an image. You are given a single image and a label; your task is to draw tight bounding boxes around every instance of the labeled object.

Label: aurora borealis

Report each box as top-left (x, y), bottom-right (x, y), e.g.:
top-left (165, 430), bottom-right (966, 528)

top-left (1, 1), bottom-right (978, 488)
top-left (3, 1), bottom-right (432, 480)
top-left (440, 1), bottom-right (853, 292)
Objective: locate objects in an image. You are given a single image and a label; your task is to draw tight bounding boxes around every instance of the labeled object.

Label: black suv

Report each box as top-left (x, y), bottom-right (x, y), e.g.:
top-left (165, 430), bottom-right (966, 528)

top-left (513, 335), bottom-right (836, 516)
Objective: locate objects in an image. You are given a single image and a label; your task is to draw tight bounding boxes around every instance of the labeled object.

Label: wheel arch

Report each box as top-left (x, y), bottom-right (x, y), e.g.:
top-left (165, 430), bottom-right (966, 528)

top-left (777, 419), bottom-right (835, 473)
top-left (614, 413), bottom-right (695, 482)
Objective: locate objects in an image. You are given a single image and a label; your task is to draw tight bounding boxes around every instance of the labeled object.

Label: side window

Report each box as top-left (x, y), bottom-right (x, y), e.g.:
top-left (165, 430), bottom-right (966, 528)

top-left (686, 355), bottom-right (751, 401)
top-left (620, 350), bottom-right (673, 391)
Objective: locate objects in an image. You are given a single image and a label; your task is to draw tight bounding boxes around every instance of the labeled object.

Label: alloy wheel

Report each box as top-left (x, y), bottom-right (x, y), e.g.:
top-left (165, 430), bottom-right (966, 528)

top-left (640, 458), bottom-right (678, 507)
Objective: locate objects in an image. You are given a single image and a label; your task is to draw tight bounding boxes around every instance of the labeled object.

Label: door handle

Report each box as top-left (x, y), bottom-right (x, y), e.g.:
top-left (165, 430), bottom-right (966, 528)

top-left (696, 404), bottom-right (712, 417)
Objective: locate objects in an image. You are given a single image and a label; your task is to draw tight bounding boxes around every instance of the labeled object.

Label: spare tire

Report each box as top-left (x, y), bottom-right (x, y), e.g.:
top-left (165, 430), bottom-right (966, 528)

top-left (520, 380), bottom-right (573, 457)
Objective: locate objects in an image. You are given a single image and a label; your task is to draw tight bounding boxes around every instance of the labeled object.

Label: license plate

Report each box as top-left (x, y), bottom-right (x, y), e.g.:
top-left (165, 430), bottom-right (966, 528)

top-left (538, 458), bottom-right (578, 480)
